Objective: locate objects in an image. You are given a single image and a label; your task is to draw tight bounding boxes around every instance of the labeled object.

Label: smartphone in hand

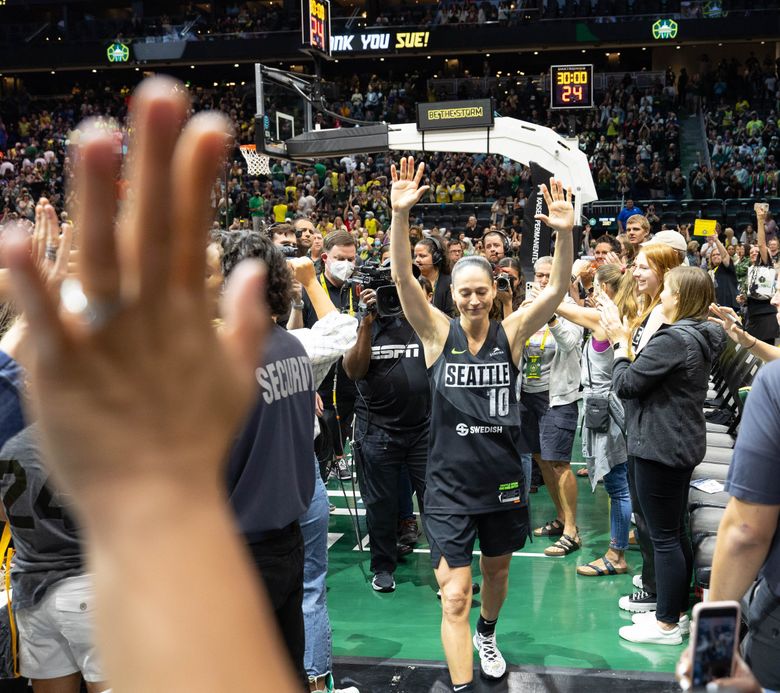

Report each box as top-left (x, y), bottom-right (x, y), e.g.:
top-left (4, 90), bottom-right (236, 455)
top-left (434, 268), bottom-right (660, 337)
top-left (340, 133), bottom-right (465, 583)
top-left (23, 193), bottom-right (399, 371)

top-left (690, 600), bottom-right (741, 688)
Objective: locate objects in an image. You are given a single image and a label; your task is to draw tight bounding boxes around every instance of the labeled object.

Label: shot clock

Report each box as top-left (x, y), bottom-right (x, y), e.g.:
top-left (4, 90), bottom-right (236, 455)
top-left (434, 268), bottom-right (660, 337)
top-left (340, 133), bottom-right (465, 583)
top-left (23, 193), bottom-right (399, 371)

top-left (550, 65), bottom-right (594, 110)
top-left (302, 0), bottom-right (331, 56)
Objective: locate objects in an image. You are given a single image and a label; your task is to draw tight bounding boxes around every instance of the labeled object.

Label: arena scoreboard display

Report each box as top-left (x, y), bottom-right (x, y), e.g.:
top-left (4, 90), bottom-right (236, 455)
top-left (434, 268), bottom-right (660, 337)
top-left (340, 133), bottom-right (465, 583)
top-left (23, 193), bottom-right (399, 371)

top-left (302, 0), bottom-right (331, 57)
top-left (550, 64), bottom-right (594, 110)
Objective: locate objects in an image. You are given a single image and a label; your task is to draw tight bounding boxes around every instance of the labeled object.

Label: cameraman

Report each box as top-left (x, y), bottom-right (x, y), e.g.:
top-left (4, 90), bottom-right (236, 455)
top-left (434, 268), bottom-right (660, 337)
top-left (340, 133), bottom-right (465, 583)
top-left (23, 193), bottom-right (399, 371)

top-left (293, 216), bottom-right (316, 257)
top-left (342, 272), bottom-right (430, 594)
top-left (483, 230), bottom-right (511, 265)
top-left (270, 223), bottom-right (300, 255)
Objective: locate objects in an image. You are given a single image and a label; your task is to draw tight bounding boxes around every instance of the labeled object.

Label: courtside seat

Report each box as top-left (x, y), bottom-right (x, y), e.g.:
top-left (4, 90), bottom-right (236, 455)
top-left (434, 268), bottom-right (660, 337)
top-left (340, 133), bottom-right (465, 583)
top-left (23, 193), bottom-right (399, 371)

top-left (690, 506), bottom-right (725, 545)
top-left (702, 447), bottom-right (733, 464)
top-left (707, 421), bottom-right (729, 430)
top-left (693, 535), bottom-right (718, 589)
top-left (705, 432), bottom-right (735, 448)
top-left (692, 462), bottom-right (730, 482)
top-left (688, 486), bottom-right (730, 511)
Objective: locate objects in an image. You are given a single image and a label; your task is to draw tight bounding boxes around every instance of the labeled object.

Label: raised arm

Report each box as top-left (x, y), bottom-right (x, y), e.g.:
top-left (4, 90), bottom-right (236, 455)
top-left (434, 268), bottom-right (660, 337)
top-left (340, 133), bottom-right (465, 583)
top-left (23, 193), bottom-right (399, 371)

top-left (708, 303), bottom-right (780, 362)
top-left (756, 203), bottom-right (769, 265)
top-left (503, 180), bottom-right (574, 350)
top-left (556, 301), bottom-right (603, 337)
top-left (712, 234), bottom-right (731, 267)
top-left (289, 256), bottom-right (336, 320)
top-left (389, 156), bottom-right (450, 356)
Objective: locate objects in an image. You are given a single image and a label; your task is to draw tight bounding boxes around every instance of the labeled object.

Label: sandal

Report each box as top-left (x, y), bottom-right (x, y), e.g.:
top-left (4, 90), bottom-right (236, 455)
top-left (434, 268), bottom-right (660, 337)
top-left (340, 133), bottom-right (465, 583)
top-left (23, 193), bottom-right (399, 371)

top-left (533, 518), bottom-right (564, 537)
top-left (576, 467), bottom-right (589, 478)
top-left (576, 556), bottom-right (627, 576)
top-left (544, 533), bottom-right (582, 557)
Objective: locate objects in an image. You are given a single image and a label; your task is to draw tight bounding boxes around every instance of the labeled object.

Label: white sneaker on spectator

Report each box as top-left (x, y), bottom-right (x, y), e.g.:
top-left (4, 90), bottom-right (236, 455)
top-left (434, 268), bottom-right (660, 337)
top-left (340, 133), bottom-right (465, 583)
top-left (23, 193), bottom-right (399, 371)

top-left (619, 620), bottom-right (681, 645)
top-left (632, 574), bottom-right (643, 589)
top-left (473, 631), bottom-right (507, 679)
top-left (632, 611), bottom-right (690, 636)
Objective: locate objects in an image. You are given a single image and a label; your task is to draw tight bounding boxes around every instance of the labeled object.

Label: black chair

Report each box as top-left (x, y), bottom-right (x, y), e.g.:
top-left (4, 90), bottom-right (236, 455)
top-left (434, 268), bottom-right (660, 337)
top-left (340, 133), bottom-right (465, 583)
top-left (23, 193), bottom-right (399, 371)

top-left (693, 535), bottom-right (718, 589)
top-left (692, 462), bottom-right (730, 482)
top-left (724, 199), bottom-right (747, 227)
top-left (690, 506), bottom-right (726, 545)
top-left (702, 199), bottom-right (725, 221)
top-left (678, 210), bottom-right (697, 226)
top-left (689, 486), bottom-right (731, 511)
top-left (661, 199), bottom-right (682, 214)
top-left (735, 211), bottom-right (753, 232)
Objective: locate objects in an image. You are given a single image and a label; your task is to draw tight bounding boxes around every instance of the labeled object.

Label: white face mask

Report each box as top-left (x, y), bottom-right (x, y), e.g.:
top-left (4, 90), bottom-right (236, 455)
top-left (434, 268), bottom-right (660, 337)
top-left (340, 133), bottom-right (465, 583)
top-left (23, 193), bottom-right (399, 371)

top-left (328, 259), bottom-right (355, 282)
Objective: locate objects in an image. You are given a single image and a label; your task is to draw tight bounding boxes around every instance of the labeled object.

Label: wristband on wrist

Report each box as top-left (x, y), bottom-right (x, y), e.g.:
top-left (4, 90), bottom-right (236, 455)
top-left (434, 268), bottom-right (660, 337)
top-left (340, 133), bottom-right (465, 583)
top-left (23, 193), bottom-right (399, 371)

top-left (291, 301), bottom-right (304, 310)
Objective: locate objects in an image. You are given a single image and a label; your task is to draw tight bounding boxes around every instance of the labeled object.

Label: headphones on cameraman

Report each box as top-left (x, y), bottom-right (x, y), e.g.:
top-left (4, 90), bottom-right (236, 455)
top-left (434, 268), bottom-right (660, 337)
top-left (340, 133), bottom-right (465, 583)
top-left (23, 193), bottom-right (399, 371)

top-left (483, 230), bottom-right (511, 257)
top-left (427, 235), bottom-right (445, 267)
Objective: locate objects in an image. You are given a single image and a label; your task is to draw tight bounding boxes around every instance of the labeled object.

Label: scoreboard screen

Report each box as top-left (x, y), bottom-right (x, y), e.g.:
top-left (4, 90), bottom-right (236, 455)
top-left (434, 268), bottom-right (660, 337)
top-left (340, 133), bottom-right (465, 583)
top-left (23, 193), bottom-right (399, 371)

top-left (550, 64), bottom-right (594, 110)
top-left (302, 0), bottom-right (331, 56)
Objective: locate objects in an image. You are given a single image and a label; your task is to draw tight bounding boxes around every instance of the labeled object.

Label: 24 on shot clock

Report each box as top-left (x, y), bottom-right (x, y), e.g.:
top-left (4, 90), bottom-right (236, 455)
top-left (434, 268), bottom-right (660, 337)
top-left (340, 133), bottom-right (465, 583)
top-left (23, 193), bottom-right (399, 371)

top-left (550, 64), bottom-right (594, 110)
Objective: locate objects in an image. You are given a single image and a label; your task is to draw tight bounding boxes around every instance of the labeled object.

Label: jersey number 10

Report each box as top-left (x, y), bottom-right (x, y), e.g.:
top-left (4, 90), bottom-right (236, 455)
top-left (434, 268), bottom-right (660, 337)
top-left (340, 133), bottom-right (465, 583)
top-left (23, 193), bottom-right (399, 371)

top-left (489, 387), bottom-right (510, 416)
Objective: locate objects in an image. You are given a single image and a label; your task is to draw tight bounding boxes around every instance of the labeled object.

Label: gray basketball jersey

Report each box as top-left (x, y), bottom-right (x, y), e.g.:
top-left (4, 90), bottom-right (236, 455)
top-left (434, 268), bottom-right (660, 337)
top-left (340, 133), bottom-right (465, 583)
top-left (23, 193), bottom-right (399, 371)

top-left (0, 424), bottom-right (83, 609)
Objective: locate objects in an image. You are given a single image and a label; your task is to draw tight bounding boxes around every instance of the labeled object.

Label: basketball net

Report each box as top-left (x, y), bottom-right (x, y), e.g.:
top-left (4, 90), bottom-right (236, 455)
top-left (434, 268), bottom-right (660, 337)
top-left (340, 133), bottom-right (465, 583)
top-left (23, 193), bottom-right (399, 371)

top-left (239, 144), bottom-right (270, 176)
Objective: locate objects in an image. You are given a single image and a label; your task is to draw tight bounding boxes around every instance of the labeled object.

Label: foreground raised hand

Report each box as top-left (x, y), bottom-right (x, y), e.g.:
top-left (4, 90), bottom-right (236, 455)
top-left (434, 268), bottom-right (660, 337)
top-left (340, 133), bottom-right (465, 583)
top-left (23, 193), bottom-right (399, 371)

top-left (7, 77), bottom-right (299, 693)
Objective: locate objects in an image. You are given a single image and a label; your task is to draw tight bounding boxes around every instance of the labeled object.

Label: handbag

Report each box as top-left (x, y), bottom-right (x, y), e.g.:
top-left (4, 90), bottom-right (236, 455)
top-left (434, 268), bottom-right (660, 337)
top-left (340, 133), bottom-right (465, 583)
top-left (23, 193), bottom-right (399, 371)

top-left (584, 344), bottom-right (611, 434)
top-left (0, 523), bottom-right (19, 680)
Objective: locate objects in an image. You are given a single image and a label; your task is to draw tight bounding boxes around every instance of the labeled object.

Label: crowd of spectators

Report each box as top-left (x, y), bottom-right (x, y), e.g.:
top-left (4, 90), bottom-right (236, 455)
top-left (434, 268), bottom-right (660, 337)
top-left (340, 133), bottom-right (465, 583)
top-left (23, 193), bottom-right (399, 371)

top-left (8, 60), bottom-right (780, 244)
top-left (693, 54), bottom-right (780, 199)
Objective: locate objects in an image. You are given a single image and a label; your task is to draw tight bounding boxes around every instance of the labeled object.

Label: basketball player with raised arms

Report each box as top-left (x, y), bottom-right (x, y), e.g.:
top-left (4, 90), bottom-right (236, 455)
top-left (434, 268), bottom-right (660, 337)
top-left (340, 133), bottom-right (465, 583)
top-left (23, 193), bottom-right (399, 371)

top-left (389, 156), bottom-right (575, 692)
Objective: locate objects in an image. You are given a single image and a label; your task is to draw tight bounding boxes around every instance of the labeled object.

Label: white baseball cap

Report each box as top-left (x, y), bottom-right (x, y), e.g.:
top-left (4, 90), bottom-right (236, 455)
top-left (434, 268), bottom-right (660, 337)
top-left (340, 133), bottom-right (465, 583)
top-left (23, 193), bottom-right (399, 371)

top-left (642, 230), bottom-right (687, 253)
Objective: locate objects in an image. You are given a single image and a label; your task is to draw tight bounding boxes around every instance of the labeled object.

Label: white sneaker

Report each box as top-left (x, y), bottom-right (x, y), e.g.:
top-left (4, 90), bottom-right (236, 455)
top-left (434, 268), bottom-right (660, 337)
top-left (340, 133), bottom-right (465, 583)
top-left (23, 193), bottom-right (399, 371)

top-left (619, 620), bottom-right (682, 645)
top-left (632, 574), bottom-right (643, 589)
top-left (473, 631), bottom-right (507, 680)
top-left (632, 611), bottom-right (690, 636)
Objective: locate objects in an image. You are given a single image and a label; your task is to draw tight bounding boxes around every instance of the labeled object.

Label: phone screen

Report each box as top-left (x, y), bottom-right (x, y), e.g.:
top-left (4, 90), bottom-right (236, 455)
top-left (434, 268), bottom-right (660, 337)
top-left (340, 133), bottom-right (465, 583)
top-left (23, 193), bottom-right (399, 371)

top-left (692, 606), bottom-right (739, 687)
